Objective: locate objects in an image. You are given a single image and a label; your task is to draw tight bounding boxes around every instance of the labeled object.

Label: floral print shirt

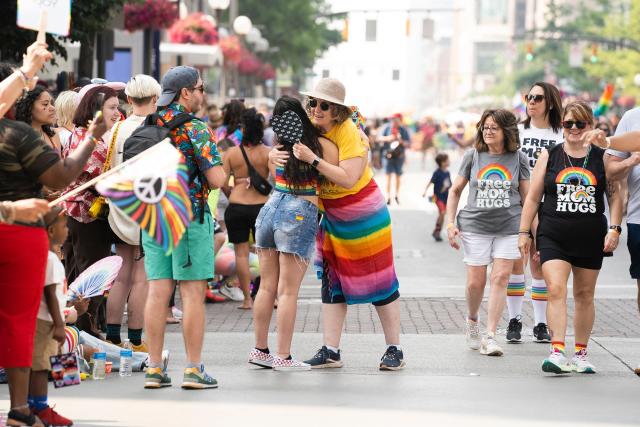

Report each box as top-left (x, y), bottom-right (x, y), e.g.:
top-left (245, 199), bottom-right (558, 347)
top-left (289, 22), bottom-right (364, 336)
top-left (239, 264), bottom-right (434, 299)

top-left (159, 103), bottom-right (222, 218)
top-left (63, 127), bottom-right (108, 223)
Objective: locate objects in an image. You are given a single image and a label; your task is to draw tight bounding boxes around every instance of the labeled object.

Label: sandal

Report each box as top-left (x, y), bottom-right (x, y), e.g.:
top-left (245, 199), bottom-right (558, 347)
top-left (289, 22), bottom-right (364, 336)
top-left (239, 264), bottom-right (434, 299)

top-left (6, 409), bottom-right (44, 427)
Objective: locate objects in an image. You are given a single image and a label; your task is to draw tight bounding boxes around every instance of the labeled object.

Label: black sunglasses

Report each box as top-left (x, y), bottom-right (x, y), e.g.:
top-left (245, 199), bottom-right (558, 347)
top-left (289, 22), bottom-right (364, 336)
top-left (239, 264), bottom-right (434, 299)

top-left (562, 120), bottom-right (588, 129)
top-left (308, 98), bottom-right (331, 111)
top-left (525, 94), bottom-right (545, 103)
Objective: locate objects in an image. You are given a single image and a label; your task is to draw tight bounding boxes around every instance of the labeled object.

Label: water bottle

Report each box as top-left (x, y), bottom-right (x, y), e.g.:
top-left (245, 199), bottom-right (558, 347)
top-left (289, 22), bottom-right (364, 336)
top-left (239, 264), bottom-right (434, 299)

top-left (92, 346), bottom-right (106, 380)
top-left (119, 340), bottom-right (133, 377)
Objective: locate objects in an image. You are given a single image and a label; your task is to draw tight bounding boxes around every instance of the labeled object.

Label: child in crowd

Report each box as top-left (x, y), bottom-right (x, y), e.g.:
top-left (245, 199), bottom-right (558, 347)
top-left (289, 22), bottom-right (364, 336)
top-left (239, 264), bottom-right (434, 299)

top-left (29, 207), bottom-right (73, 426)
top-left (423, 153), bottom-right (451, 242)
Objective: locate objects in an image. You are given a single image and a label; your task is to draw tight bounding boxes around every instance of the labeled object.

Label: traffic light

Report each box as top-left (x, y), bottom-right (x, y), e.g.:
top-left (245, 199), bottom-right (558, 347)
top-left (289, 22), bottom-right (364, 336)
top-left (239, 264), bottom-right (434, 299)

top-left (526, 42), bottom-right (534, 62)
top-left (590, 43), bottom-right (598, 63)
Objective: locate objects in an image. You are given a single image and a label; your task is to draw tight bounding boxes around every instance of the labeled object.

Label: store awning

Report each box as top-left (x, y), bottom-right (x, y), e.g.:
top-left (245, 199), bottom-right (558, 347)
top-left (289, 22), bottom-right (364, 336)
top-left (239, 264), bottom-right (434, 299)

top-left (160, 43), bottom-right (223, 67)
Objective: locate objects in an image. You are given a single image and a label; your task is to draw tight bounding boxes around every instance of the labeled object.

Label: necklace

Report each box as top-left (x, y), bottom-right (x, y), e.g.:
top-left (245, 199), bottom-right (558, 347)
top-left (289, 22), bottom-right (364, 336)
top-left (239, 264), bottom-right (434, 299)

top-left (563, 143), bottom-right (591, 185)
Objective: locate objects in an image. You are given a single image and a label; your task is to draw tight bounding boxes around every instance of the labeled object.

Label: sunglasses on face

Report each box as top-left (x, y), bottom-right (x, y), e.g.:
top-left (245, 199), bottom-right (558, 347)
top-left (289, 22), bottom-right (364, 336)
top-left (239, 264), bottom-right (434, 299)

top-left (525, 94), bottom-right (545, 103)
top-left (308, 98), bottom-right (331, 111)
top-left (562, 120), bottom-right (588, 129)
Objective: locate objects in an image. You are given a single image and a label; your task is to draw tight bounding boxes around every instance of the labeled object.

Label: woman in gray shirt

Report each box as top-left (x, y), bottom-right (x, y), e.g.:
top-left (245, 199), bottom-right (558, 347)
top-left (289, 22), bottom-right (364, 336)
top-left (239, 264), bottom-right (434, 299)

top-left (446, 109), bottom-right (530, 357)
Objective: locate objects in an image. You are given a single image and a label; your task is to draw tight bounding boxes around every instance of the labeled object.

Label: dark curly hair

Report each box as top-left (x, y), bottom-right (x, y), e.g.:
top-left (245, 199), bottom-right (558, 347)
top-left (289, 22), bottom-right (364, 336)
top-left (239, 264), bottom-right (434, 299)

top-left (475, 109), bottom-right (520, 153)
top-left (15, 86), bottom-right (55, 138)
top-left (241, 108), bottom-right (264, 146)
top-left (221, 99), bottom-right (245, 135)
top-left (273, 96), bottom-right (323, 193)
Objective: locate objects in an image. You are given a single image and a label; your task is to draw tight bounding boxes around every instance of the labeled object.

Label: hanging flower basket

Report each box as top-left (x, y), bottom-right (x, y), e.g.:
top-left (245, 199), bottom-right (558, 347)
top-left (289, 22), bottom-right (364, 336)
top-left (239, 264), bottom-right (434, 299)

top-left (219, 36), bottom-right (242, 65)
top-left (168, 12), bottom-right (219, 45)
top-left (259, 63), bottom-right (276, 80)
top-left (237, 49), bottom-right (262, 75)
top-left (124, 0), bottom-right (178, 32)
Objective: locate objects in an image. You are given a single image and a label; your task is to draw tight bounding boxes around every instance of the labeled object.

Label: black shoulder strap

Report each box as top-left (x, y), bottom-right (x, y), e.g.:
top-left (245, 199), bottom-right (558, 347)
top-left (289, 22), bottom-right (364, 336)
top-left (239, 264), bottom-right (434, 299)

top-left (165, 112), bottom-right (195, 130)
top-left (239, 144), bottom-right (256, 173)
top-left (145, 113), bottom-right (166, 127)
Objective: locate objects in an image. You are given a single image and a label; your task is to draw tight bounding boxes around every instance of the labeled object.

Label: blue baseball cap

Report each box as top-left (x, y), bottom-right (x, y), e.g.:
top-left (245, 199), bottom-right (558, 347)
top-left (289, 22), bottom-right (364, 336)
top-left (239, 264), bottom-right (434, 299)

top-left (157, 66), bottom-right (200, 107)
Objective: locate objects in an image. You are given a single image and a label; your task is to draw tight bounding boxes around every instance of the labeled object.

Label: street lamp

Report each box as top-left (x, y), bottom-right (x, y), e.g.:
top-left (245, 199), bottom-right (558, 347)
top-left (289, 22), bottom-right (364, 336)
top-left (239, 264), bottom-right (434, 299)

top-left (233, 15), bottom-right (252, 35)
top-left (246, 27), bottom-right (261, 44)
top-left (208, 0), bottom-right (230, 10)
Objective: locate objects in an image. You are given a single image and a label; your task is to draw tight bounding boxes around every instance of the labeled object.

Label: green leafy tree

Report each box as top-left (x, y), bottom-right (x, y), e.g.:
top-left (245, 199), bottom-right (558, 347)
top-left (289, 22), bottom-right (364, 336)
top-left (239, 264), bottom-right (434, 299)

top-left (236, 0), bottom-right (341, 77)
top-left (0, 0), bottom-right (132, 77)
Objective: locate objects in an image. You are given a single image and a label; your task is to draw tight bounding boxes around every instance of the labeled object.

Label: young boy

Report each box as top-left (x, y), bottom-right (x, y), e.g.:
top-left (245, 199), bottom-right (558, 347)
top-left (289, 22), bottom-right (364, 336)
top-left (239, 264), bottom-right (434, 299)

top-left (29, 207), bottom-right (73, 426)
top-left (423, 153), bottom-right (451, 242)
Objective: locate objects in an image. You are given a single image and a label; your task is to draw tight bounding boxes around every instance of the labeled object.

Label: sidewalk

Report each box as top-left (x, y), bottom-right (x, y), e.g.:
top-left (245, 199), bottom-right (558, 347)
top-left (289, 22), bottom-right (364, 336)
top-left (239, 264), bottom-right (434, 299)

top-left (2, 332), bottom-right (638, 427)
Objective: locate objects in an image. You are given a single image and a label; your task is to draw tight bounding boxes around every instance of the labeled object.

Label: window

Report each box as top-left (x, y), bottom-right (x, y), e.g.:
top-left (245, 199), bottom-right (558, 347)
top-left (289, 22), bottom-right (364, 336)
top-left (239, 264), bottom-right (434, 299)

top-left (513, 0), bottom-right (527, 38)
top-left (322, 69), bottom-right (330, 78)
top-left (475, 42), bottom-right (506, 74)
top-left (422, 18), bottom-right (434, 39)
top-left (366, 19), bottom-right (377, 42)
top-left (392, 69), bottom-right (400, 81)
top-left (476, 0), bottom-right (508, 25)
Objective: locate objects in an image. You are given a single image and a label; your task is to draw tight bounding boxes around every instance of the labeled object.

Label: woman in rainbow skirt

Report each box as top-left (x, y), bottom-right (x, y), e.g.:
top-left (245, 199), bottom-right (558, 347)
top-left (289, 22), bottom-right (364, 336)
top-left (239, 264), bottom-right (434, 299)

top-left (446, 109), bottom-right (530, 358)
top-left (275, 78), bottom-right (404, 371)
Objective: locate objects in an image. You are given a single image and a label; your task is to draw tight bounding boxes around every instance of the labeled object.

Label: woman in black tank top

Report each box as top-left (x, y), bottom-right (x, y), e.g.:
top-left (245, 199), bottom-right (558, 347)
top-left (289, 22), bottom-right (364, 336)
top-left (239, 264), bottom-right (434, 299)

top-left (517, 101), bottom-right (622, 375)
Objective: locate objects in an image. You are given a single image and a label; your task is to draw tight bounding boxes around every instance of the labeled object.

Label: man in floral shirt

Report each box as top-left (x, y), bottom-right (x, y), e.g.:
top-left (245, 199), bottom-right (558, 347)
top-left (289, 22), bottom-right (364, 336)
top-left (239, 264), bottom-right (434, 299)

top-left (142, 66), bottom-right (225, 391)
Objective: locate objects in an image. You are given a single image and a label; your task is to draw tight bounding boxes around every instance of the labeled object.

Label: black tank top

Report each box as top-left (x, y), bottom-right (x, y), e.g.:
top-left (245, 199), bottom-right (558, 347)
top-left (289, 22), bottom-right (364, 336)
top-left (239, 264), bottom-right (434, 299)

top-left (538, 143), bottom-right (607, 257)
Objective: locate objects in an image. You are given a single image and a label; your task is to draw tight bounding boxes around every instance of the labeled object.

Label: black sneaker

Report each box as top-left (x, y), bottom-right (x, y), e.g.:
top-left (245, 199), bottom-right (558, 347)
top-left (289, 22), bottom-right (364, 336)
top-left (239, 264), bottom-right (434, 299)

top-left (380, 346), bottom-right (405, 371)
top-left (304, 346), bottom-right (344, 369)
top-left (533, 323), bottom-right (551, 343)
top-left (432, 230), bottom-right (443, 242)
top-left (506, 317), bottom-right (522, 343)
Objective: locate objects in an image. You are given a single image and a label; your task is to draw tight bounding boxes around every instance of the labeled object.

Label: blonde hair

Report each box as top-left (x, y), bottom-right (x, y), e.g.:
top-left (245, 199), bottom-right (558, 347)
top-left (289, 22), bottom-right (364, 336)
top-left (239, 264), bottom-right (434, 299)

top-left (563, 100), bottom-right (594, 125)
top-left (54, 91), bottom-right (78, 128)
top-left (125, 74), bottom-right (161, 104)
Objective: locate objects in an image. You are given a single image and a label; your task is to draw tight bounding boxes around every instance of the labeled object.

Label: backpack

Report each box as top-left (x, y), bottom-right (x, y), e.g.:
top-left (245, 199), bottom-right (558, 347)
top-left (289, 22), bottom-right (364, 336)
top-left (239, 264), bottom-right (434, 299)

top-left (122, 111), bottom-right (208, 224)
top-left (122, 112), bottom-right (194, 161)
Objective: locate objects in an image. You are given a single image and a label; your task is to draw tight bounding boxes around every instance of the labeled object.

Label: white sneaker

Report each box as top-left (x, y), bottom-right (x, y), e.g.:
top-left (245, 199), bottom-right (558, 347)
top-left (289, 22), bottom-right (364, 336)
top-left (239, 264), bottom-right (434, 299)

top-left (272, 356), bottom-right (311, 371)
top-left (571, 350), bottom-right (596, 374)
top-left (171, 306), bottom-right (183, 319)
top-left (465, 319), bottom-right (481, 350)
top-left (220, 284), bottom-right (244, 302)
top-left (542, 350), bottom-right (572, 374)
top-left (248, 348), bottom-right (274, 369)
top-left (480, 334), bottom-right (503, 356)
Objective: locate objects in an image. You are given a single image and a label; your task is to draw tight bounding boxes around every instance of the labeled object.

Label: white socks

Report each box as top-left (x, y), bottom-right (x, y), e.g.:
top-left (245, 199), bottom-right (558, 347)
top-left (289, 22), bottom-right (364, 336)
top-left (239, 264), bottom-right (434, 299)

top-left (506, 274), bottom-right (525, 320)
top-left (531, 278), bottom-right (548, 325)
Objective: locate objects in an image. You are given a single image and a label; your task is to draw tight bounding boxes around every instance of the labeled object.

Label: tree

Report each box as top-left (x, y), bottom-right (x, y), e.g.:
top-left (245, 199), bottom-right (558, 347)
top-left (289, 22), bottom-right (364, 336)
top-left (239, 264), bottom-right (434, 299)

top-left (491, 0), bottom-right (640, 99)
top-left (236, 0), bottom-right (341, 76)
top-left (0, 0), bottom-right (132, 77)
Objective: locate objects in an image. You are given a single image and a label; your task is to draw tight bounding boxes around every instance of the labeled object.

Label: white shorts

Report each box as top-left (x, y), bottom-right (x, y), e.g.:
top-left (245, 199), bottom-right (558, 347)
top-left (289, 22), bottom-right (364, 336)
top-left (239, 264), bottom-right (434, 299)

top-left (460, 232), bottom-right (521, 266)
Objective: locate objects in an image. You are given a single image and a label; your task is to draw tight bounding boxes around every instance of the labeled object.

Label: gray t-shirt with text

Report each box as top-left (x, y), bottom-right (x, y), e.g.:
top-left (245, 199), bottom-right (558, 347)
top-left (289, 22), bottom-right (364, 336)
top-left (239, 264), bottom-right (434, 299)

top-left (607, 107), bottom-right (640, 224)
top-left (456, 148), bottom-right (530, 235)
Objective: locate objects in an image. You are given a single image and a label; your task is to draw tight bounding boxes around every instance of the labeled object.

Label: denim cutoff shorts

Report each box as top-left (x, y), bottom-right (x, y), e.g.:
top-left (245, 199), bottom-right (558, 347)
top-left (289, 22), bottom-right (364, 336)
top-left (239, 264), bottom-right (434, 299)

top-left (255, 191), bottom-right (319, 260)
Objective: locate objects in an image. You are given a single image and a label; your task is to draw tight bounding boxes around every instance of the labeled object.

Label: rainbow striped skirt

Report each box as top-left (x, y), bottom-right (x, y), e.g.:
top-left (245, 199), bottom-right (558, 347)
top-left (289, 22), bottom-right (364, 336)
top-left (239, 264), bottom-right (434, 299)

top-left (315, 179), bottom-right (399, 305)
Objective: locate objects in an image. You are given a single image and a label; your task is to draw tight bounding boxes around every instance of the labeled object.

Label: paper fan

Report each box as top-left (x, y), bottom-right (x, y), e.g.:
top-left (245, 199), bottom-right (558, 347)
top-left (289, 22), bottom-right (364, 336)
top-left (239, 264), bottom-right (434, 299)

top-left (68, 256), bottom-right (123, 300)
top-left (96, 141), bottom-right (193, 255)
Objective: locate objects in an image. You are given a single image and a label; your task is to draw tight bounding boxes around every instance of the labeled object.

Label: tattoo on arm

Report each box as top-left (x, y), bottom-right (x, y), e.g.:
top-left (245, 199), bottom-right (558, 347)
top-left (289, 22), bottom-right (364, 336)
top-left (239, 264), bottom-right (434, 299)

top-left (606, 181), bottom-right (616, 197)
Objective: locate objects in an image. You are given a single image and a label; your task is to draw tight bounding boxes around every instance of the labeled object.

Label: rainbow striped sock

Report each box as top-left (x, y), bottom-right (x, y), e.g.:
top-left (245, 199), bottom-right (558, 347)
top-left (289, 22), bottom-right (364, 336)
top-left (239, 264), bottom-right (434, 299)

top-left (575, 342), bottom-right (587, 355)
top-left (507, 274), bottom-right (525, 319)
top-left (552, 341), bottom-right (566, 354)
top-left (531, 278), bottom-right (548, 325)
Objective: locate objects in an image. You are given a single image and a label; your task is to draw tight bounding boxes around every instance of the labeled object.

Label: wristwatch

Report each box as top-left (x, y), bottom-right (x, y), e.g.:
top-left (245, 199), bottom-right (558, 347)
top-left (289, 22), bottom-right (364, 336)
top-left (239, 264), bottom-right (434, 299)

top-left (609, 225), bottom-right (622, 234)
top-left (311, 156), bottom-right (320, 168)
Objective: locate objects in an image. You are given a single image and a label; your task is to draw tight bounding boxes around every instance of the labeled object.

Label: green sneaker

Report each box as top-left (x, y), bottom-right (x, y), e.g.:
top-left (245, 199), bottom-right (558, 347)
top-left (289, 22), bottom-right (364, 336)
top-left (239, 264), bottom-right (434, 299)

top-left (144, 367), bottom-right (172, 389)
top-left (181, 366), bottom-right (218, 389)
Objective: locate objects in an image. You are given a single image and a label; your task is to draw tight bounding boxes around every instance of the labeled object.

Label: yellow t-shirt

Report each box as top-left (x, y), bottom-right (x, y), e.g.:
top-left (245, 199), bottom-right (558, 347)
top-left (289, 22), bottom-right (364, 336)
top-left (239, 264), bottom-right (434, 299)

top-left (320, 119), bottom-right (373, 199)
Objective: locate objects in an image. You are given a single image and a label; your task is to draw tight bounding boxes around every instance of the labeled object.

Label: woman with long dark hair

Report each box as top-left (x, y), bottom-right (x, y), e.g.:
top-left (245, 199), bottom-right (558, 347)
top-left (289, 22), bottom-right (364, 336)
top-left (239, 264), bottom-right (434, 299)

top-left (447, 109), bottom-right (530, 357)
top-left (506, 82), bottom-right (564, 344)
top-left (221, 108), bottom-right (271, 309)
top-left (15, 86), bottom-right (61, 152)
top-left (249, 96), bottom-right (338, 370)
top-left (215, 99), bottom-right (244, 146)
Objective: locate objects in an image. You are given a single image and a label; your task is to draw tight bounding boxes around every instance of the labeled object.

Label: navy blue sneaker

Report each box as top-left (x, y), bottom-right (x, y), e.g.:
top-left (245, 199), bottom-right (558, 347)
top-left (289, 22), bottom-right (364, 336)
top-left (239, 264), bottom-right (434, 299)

top-left (304, 346), bottom-right (343, 369)
top-left (380, 346), bottom-right (405, 371)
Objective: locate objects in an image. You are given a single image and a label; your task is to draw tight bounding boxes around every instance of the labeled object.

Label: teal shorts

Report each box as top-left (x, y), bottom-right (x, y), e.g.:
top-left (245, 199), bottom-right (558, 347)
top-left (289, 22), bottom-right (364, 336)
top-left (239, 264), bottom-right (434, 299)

top-left (142, 212), bottom-right (214, 281)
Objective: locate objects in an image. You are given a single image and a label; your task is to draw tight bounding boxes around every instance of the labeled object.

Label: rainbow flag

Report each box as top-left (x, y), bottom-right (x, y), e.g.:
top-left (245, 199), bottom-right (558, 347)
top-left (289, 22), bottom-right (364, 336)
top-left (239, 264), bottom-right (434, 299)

top-left (594, 83), bottom-right (614, 118)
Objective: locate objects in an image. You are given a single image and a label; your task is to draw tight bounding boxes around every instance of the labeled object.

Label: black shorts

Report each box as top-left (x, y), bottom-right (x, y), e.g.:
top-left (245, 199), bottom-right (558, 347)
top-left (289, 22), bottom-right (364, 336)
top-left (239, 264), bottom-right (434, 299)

top-left (627, 223), bottom-right (640, 279)
top-left (539, 247), bottom-right (603, 270)
top-left (224, 203), bottom-right (264, 244)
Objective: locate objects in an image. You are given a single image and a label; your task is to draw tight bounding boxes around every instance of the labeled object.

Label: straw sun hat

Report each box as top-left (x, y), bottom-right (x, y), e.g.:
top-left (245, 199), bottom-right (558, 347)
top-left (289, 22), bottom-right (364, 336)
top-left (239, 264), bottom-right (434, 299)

top-left (299, 78), bottom-right (348, 106)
